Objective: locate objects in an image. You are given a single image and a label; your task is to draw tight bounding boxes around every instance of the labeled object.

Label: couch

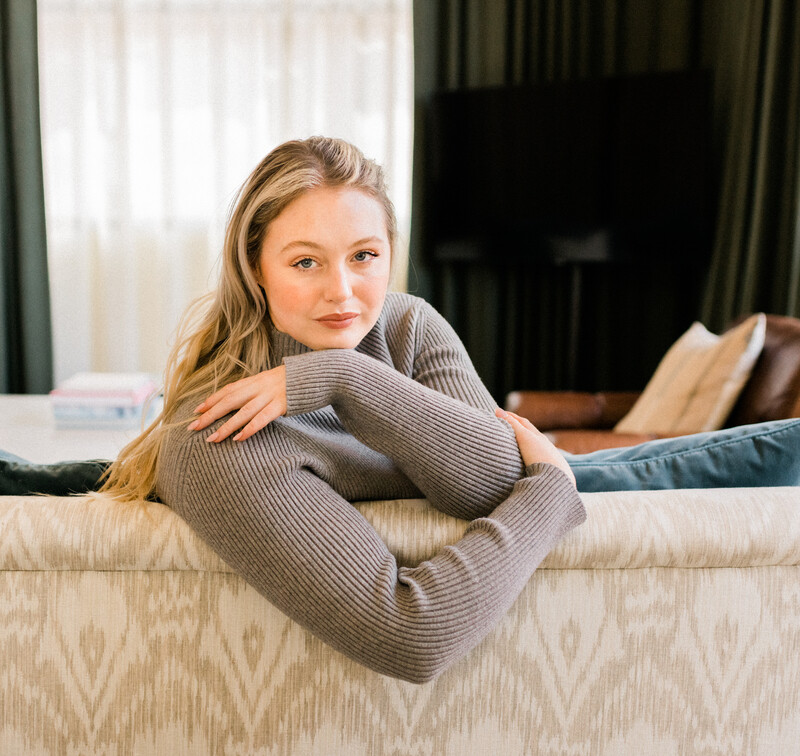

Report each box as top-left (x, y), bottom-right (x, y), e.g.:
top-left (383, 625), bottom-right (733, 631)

top-left (2, 486), bottom-right (798, 755)
top-left (506, 314), bottom-right (800, 454)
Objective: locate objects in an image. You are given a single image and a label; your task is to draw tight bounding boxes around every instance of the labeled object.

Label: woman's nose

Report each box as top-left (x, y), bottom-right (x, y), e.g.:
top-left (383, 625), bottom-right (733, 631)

top-left (323, 266), bottom-right (352, 302)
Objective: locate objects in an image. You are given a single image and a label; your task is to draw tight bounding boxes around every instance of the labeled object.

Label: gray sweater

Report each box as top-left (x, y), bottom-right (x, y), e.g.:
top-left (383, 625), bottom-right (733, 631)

top-left (156, 293), bottom-right (586, 683)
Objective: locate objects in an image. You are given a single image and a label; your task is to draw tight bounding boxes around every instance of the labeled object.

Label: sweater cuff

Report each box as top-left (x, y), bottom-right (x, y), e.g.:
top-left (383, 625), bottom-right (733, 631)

top-left (525, 461), bottom-right (580, 496)
top-left (525, 462), bottom-right (566, 478)
top-left (501, 464), bottom-right (586, 533)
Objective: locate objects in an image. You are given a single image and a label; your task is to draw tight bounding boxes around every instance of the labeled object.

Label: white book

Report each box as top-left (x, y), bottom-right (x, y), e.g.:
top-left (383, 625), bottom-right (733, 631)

top-left (50, 372), bottom-right (158, 407)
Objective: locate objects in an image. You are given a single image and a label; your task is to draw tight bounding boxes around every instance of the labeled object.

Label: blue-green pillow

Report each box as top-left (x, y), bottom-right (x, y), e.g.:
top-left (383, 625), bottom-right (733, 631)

top-left (567, 419), bottom-right (800, 492)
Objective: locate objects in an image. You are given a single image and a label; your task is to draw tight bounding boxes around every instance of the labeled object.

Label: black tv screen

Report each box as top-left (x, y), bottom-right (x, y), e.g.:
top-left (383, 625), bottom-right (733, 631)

top-left (426, 70), bottom-right (713, 262)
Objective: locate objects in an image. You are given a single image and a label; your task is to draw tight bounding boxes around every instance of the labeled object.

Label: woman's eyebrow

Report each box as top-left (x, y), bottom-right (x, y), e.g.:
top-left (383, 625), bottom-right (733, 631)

top-left (350, 236), bottom-right (385, 248)
top-left (279, 240), bottom-right (323, 254)
top-left (279, 236), bottom-right (386, 254)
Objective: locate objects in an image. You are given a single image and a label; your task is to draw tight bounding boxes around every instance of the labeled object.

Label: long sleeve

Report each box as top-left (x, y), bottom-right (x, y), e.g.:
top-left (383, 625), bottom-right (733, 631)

top-left (280, 294), bottom-right (533, 520)
top-left (157, 417), bottom-right (585, 684)
top-left (284, 348), bottom-right (526, 520)
top-left (408, 297), bottom-right (501, 413)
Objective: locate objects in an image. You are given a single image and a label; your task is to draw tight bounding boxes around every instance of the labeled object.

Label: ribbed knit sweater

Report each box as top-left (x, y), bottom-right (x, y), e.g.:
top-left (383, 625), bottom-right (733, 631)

top-left (156, 292), bottom-right (586, 683)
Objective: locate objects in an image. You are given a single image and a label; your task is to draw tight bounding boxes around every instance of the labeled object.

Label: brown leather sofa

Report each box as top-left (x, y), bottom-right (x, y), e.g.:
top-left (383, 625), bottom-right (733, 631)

top-left (505, 314), bottom-right (800, 454)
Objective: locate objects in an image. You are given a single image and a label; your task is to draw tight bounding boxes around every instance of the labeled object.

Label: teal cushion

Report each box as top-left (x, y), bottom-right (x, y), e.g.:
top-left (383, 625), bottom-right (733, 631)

top-left (567, 419), bottom-right (800, 492)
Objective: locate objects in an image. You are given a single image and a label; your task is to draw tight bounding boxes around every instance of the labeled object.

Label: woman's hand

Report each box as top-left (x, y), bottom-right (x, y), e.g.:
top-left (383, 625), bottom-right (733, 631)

top-left (188, 366), bottom-right (287, 443)
top-left (495, 408), bottom-right (576, 487)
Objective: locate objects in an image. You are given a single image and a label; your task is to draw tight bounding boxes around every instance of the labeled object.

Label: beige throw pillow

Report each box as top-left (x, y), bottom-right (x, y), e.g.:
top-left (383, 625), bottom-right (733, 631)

top-left (615, 313), bottom-right (767, 435)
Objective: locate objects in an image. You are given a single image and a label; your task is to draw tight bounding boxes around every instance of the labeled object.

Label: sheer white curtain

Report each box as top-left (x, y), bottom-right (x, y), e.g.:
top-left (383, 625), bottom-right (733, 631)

top-left (38, 0), bottom-right (413, 386)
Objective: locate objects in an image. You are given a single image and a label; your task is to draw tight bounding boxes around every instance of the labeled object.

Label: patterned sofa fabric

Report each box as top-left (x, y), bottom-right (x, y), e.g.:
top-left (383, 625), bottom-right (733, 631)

top-left (1, 488), bottom-right (799, 755)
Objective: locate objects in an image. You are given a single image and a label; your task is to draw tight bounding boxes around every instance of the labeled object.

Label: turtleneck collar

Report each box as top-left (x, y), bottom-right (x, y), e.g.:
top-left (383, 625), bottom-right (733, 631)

top-left (266, 305), bottom-right (391, 366)
top-left (268, 323), bottom-right (314, 363)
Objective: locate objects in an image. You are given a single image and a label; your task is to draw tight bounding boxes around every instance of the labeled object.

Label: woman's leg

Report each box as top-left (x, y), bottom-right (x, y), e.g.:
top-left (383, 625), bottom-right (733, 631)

top-left (0, 449), bottom-right (30, 464)
top-left (565, 419), bottom-right (800, 492)
top-left (0, 452), bottom-right (111, 496)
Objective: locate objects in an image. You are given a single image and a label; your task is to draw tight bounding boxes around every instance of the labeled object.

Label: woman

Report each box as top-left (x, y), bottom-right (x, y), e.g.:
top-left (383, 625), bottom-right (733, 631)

top-left (4, 136), bottom-right (797, 677)
top-left (95, 136), bottom-right (585, 683)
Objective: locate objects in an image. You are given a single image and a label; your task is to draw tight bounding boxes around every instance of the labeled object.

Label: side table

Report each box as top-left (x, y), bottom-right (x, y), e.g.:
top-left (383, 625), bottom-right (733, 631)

top-left (0, 394), bottom-right (143, 464)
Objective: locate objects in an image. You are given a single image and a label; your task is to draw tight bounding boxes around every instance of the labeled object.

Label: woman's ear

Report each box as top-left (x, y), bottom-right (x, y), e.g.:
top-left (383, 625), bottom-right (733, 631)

top-left (248, 266), bottom-right (266, 301)
top-left (251, 265), bottom-right (266, 291)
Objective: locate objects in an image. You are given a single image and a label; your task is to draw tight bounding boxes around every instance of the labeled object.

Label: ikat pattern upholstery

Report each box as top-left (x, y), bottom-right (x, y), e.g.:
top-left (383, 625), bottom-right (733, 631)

top-left (1, 488), bottom-right (798, 755)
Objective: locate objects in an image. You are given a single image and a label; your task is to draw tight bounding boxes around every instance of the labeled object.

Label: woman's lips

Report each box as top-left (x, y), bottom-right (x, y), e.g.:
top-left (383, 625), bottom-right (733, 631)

top-left (316, 312), bottom-right (358, 329)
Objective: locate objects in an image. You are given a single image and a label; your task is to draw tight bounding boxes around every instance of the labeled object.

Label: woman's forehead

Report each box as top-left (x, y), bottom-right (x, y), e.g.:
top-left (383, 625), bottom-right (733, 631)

top-left (263, 187), bottom-right (390, 250)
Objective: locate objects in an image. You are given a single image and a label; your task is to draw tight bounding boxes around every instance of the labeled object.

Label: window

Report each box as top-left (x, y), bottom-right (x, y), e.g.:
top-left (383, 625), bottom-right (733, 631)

top-left (38, 0), bottom-right (413, 384)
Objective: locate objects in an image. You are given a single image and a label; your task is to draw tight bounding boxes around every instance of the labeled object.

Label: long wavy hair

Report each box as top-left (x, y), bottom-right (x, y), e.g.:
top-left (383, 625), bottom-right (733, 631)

top-left (100, 137), bottom-right (398, 502)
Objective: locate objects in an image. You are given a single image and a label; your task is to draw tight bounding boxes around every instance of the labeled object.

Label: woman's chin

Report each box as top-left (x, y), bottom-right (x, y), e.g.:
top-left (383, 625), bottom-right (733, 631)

top-left (315, 337), bottom-right (362, 350)
top-left (303, 327), bottom-right (368, 351)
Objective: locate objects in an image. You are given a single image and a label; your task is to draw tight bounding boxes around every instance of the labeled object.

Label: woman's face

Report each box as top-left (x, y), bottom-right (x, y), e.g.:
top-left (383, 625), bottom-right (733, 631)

top-left (256, 186), bottom-right (392, 350)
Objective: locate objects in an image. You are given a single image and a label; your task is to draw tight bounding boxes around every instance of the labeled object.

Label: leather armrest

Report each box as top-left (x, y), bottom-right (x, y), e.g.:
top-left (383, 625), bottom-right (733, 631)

top-left (547, 429), bottom-right (663, 454)
top-left (599, 392), bottom-right (643, 426)
top-left (504, 391), bottom-right (641, 431)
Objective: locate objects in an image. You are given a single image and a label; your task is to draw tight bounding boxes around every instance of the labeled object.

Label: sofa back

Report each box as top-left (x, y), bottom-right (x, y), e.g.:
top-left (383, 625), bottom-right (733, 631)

top-left (728, 313), bottom-right (800, 427)
top-left (2, 490), bottom-right (800, 754)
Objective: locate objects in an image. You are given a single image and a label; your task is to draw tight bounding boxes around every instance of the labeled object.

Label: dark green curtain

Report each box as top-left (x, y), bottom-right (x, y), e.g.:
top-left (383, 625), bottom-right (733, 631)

top-left (0, 0), bottom-right (53, 393)
top-left (411, 0), bottom-right (800, 399)
top-left (701, 0), bottom-right (800, 328)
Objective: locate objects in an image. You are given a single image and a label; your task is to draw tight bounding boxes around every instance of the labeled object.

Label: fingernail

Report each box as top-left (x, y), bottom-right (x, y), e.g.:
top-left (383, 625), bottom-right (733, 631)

top-left (187, 421), bottom-right (198, 431)
top-left (206, 432), bottom-right (218, 443)
top-left (193, 405), bottom-right (204, 414)
top-left (233, 433), bottom-right (242, 442)
top-left (495, 408), bottom-right (509, 419)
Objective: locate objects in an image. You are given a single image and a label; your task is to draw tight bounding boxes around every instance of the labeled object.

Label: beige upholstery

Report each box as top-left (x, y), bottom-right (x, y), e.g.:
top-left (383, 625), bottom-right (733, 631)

top-left (2, 489), bottom-right (799, 754)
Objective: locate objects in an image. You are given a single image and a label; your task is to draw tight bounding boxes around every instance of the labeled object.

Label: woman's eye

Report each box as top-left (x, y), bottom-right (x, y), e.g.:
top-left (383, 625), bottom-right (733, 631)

top-left (353, 250), bottom-right (377, 262)
top-left (292, 258), bottom-right (316, 269)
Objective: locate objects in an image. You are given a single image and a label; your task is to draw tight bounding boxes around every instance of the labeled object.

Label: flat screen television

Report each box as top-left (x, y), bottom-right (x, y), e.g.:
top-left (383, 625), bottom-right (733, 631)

top-left (425, 70), bottom-right (714, 263)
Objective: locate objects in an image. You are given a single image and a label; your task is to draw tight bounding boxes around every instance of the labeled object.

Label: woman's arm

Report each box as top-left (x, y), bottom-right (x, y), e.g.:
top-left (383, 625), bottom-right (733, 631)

top-left (188, 296), bottom-right (573, 519)
top-left (161, 419), bottom-right (584, 684)
top-left (408, 297), bottom-right (501, 413)
top-left (282, 348), bottom-right (549, 520)
top-left (187, 352), bottom-right (528, 519)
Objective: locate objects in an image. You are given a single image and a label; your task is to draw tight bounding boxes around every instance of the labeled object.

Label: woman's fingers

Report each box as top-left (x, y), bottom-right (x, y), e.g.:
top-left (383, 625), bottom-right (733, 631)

top-left (504, 410), bottom-right (539, 432)
top-left (192, 380), bottom-right (243, 416)
top-left (495, 407), bottom-right (576, 486)
top-left (206, 395), bottom-right (284, 443)
top-left (190, 366), bottom-right (288, 442)
top-left (497, 408), bottom-right (541, 433)
top-left (205, 402), bottom-right (262, 443)
top-left (231, 403), bottom-right (284, 442)
top-left (189, 387), bottom-right (256, 431)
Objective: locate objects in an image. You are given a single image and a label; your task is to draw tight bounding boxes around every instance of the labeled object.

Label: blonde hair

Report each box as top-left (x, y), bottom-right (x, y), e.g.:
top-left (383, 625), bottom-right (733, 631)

top-left (100, 137), bottom-right (398, 502)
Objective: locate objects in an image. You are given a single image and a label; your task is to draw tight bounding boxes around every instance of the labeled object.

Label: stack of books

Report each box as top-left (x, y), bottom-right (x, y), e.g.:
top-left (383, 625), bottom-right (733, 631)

top-left (50, 372), bottom-right (162, 429)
